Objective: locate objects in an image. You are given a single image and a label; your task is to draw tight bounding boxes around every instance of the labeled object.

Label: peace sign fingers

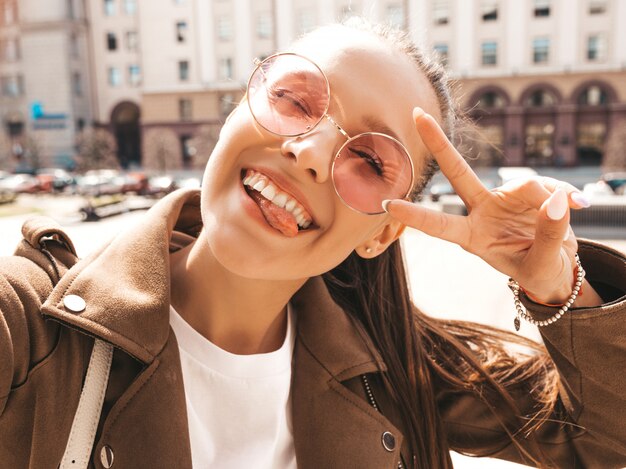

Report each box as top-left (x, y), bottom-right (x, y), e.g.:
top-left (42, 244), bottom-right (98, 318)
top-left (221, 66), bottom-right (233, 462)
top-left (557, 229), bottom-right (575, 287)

top-left (413, 107), bottom-right (489, 210)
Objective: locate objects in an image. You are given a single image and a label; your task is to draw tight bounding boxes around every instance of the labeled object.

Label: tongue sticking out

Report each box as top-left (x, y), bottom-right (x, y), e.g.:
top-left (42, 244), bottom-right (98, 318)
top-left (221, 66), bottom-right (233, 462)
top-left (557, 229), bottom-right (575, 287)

top-left (248, 189), bottom-right (299, 237)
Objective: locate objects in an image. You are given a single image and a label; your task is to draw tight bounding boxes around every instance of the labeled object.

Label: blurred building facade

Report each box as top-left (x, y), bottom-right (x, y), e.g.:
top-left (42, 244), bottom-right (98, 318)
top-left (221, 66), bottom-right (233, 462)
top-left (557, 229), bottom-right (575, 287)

top-left (0, 0), bottom-right (92, 169)
top-left (1, 0), bottom-right (625, 170)
top-left (427, 0), bottom-right (626, 168)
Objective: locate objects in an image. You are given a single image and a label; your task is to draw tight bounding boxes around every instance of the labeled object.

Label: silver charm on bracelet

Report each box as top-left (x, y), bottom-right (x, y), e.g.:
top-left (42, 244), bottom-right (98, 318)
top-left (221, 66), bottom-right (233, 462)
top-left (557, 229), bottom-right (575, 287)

top-left (508, 253), bottom-right (585, 331)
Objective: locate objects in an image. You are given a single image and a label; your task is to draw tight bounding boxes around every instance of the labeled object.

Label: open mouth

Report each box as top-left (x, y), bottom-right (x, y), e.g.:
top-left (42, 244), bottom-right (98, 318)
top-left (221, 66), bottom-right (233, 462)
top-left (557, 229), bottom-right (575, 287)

top-left (241, 168), bottom-right (316, 237)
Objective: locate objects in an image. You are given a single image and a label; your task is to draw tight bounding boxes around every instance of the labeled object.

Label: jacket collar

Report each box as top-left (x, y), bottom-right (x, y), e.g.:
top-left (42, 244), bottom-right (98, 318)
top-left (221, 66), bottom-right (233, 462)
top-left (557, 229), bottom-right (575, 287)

top-left (40, 188), bottom-right (384, 380)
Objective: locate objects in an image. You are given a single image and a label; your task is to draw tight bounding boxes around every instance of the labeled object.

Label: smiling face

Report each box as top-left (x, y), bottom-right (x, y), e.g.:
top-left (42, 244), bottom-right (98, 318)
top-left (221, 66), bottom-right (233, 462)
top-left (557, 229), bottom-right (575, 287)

top-left (200, 26), bottom-right (442, 280)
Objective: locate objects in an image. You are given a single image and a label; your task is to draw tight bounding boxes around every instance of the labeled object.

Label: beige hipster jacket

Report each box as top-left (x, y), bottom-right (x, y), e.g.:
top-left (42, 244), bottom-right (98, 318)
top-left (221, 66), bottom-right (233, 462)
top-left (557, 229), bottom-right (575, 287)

top-left (0, 188), bottom-right (625, 468)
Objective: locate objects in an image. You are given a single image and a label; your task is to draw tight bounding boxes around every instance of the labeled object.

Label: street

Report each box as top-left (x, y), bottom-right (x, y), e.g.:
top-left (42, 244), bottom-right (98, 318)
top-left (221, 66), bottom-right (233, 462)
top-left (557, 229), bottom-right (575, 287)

top-left (0, 195), bottom-right (624, 469)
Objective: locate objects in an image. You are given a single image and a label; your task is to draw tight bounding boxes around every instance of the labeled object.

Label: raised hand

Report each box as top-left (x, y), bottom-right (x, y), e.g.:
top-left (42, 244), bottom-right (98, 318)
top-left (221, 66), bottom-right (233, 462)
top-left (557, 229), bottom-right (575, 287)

top-left (385, 107), bottom-right (600, 307)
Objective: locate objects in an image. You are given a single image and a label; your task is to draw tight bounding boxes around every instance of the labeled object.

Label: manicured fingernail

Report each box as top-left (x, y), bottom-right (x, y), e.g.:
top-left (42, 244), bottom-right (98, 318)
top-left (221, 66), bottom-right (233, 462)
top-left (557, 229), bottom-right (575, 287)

top-left (571, 191), bottom-right (591, 208)
top-left (564, 229), bottom-right (570, 241)
top-left (382, 199), bottom-right (391, 213)
top-left (547, 189), bottom-right (568, 220)
top-left (413, 107), bottom-right (425, 120)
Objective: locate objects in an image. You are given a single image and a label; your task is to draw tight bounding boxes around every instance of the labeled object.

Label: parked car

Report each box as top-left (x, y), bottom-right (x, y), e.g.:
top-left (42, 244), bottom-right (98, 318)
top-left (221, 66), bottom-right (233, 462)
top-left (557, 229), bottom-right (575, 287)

top-left (145, 175), bottom-right (176, 197)
top-left (0, 171), bottom-right (17, 204)
top-left (428, 182), bottom-right (455, 202)
top-left (497, 167), bottom-right (539, 185)
top-left (76, 169), bottom-right (123, 196)
top-left (0, 174), bottom-right (41, 193)
top-left (582, 180), bottom-right (615, 198)
top-left (603, 172), bottom-right (626, 195)
top-left (36, 168), bottom-right (75, 193)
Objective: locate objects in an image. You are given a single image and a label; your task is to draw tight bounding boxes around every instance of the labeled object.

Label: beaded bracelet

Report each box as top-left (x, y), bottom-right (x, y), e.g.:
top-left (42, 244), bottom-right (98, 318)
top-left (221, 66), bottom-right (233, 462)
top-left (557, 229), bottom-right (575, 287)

top-left (508, 253), bottom-right (585, 331)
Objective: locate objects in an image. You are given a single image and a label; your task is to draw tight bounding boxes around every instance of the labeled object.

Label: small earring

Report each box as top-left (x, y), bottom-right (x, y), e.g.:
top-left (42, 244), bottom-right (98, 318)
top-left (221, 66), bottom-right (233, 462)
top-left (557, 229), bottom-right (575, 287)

top-left (365, 247), bottom-right (373, 254)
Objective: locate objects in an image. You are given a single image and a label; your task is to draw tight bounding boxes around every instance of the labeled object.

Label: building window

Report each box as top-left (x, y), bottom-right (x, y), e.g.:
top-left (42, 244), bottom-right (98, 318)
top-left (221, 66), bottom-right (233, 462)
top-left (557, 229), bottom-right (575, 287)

top-left (178, 60), bottom-right (189, 81)
top-left (587, 34), bottom-right (607, 61)
top-left (218, 57), bottom-right (233, 80)
top-left (2, 38), bottom-right (20, 62)
top-left (176, 21), bottom-right (188, 43)
top-left (179, 98), bottom-right (192, 121)
top-left (296, 9), bottom-right (316, 34)
top-left (577, 85), bottom-right (608, 106)
top-left (180, 135), bottom-right (194, 167)
top-left (72, 72), bottom-right (82, 96)
top-left (256, 12), bottom-right (273, 39)
top-left (217, 17), bottom-right (232, 41)
top-left (481, 0), bottom-right (498, 21)
top-left (387, 4), bottom-right (405, 28)
top-left (525, 124), bottom-right (555, 166)
top-left (481, 41), bottom-right (497, 66)
top-left (589, 0), bottom-right (607, 14)
top-left (433, 0), bottom-right (450, 25)
top-left (478, 91), bottom-right (505, 108)
top-left (104, 0), bottom-right (115, 16)
top-left (433, 43), bottom-right (449, 66)
top-left (123, 0), bottom-right (136, 15)
top-left (108, 67), bottom-right (121, 86)
top-left (3, 3), bottom-right (15, 24)
top-left (67, 0), bottom-right (75, 19)
top-left (534, 0), bottom-right (550, 17)
top-left (70, 33), bottom-right (79, 58)
top-left (1, 75), bottom-right (23, 97)
top-left (107, 32), bottom-right (118, 51)
top-left (525, 89), bottom-right (556, 107)
top-left (126, 31), bottom-right (138, 51)
top-left (533, 37), bottom-right (550, 63)
top-left (129, 65), bottom-right (141, 86)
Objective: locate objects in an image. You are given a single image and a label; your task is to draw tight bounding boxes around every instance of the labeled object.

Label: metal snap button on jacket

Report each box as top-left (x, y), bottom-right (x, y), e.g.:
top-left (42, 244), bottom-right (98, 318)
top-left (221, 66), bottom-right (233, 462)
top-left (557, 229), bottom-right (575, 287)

top-left (100, 445), bottom-right (114, 468)
top-left (63, 294), bottom-right (86, 313)
top-left (382, 431), bottom-right (396, 451)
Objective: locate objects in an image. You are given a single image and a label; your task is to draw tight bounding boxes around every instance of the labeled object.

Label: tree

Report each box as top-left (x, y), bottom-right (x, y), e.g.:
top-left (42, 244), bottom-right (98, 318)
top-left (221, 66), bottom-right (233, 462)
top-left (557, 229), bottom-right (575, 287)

top-left (188, 124), bottom-right (220, 170)
top-left (603, 121), bottom-right (626, 172)
top-left (75, 128), bottom-right (120, 171)
top-left (0, 130), bottom-right (11, 171)
top-left (142, 127), bottom-right (182, 173)
top-left (22, 135), bottom-right (42, 171)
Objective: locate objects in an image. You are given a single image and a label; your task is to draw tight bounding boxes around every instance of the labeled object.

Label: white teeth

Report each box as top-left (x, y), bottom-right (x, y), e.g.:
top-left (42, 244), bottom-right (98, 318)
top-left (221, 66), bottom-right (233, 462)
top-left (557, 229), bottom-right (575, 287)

top-left (260, 185), bottom-right (276, 201)
top-left (244, 170), bottom-right (314, 230)
top-left (273, 193), bottom-right (288, 208)
top-left (285, 199), bottom-right (296, 211)
top-left (252, 180), bottom-right (266, 192)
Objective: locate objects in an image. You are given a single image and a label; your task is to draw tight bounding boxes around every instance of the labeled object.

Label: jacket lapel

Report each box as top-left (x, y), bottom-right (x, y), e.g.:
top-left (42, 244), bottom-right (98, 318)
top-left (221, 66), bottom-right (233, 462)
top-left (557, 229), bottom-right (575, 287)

top-left (39, 189), bottom-right (203, 363)
top-left (290, 278), bottom-right (405, 468)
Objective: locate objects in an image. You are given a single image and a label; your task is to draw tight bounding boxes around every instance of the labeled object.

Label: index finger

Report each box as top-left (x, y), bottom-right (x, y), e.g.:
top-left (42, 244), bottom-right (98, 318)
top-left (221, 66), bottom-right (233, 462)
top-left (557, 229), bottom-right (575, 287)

top-left (414, 107), bottom-right (488, 209)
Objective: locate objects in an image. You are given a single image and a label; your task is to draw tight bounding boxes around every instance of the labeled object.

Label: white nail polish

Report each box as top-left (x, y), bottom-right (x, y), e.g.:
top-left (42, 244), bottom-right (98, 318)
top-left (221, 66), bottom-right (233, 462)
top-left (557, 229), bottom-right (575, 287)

top-left (547, 190), bottom-right (568, 220)
top-left (382, 199), bottom-right (391, 213)
top-left (571, 192), bottom-right (591, 208)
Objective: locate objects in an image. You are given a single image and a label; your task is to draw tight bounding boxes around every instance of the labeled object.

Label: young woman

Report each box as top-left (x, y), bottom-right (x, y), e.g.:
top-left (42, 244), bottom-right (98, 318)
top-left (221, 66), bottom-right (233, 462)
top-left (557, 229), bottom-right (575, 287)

top-left (1, 19), bottom-right (625, 469)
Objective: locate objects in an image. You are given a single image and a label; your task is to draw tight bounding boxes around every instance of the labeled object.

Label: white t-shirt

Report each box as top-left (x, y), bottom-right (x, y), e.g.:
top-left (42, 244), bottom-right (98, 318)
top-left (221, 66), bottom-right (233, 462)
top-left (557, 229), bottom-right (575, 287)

top-left (169, 304), bottom-right (297, 469)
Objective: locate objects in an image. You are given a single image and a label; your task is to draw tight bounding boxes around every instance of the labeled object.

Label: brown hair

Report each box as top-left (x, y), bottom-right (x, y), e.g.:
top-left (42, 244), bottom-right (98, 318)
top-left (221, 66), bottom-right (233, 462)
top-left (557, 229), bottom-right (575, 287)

top-left (314, 19), bottom-right (560, 468)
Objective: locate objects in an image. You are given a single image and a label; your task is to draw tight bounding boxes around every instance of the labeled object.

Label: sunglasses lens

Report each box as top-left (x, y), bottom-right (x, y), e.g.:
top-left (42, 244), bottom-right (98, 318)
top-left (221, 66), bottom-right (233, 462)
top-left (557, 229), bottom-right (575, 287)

top-left (248, 54), bottom-right (329, 136)
top-left (333, 134), bottom-right (413, 214)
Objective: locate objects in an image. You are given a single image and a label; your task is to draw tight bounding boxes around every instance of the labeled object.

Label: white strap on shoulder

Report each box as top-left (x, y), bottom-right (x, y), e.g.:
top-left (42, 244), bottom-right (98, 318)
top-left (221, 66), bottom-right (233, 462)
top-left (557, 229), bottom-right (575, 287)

top-left (60, 339), bottom-right (114, 469)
